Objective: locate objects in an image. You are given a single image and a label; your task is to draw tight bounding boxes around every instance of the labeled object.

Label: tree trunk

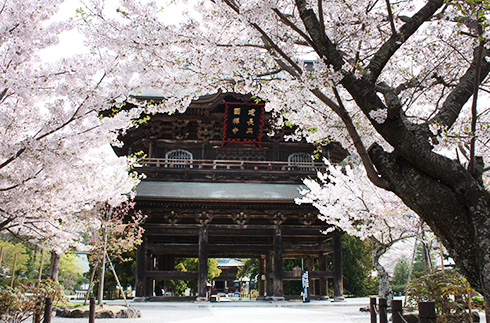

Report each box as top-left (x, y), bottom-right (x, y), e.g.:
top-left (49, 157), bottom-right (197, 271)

top-left (375, 262), bottom-right (393, 305)
top-left (369, 144), bottom-right (490, 309)
top-left (372, 243), bottom-right (393, 305)
top-left (48, 250), bottom-right (61, 282)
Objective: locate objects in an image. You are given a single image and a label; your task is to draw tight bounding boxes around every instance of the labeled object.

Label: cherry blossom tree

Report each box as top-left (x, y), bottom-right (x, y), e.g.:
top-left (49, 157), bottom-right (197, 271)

top-left (0, 1), bottom-right (144, 250)
top-left (297, 161), bottom-right (419, 303)
top-left (81, 201), bottom-right (145, 304)
top-left (77, 0), bottom-right (490, 316)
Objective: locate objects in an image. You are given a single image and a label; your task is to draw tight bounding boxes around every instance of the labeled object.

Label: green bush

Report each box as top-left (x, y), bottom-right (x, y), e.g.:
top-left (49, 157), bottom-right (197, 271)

top-left (471, 295), bottom-right (484, 308)
top-left (0, 280), bottom-right (68, 323)
top-left (405, 269), bottom-right (479, 323)
top-left (392, 284), bottom-right (406, 294)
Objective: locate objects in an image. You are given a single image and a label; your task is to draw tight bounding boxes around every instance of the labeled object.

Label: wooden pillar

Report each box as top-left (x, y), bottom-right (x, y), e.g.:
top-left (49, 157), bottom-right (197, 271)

top-left (258, 255), bottom-right (266, 299)
top-left (333, 234), bottom-right (344, 300)
top-left (379, 298), bottom-right (388, 323)
top-left (148, 137), bottom-right (155, 158)
top-left (135, 239), bottom-right (146, 297)
top-left (273, 226), bottom-right (284, 299)
top-left (392, 299), bottom-right (403, 323)
top-left (197, 226), bottom-right (209, 300)
top-left (144, 250), bottom-right (153, 297)
top-left (266, 251), bottom-right (273, 298)
top-left (306, 256), bottom-right (315, 296)
top-left (370, 297), bottom-right (377, 323)
top-left (319, 253), bottom-right (328, 299)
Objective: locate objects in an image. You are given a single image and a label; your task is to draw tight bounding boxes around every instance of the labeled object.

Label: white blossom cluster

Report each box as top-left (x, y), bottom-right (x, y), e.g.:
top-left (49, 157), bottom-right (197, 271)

top-left (369, 108), bottom-right (388, 124)
top-left (296, 161), bottom-right (419, 243)
top-left (4, 0), bottom-right (490, 249)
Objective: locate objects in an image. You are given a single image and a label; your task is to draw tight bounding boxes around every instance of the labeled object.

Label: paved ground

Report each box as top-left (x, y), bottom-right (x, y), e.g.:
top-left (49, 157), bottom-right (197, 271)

top-left (52, 298), bottom-right (371, 323)
top-left (51, 297), bottom-right (487, 323)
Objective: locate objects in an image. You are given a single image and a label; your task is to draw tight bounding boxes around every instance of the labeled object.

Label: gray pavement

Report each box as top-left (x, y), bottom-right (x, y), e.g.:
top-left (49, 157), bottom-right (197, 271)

top-left (52, 298), bottom-right (373, 323)
top-left (51, 297), bottom-right (487, 322)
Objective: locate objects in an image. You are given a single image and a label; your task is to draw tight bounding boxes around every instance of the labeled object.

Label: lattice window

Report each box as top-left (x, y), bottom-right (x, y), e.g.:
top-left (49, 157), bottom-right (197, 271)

top-left (288, 152), bottom-right (313, 171)
top-left (165, 149), bottom-right (193, 168)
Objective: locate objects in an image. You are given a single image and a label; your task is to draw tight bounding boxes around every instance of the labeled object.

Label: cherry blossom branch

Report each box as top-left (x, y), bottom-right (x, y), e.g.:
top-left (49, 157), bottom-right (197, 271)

top-left (312, 87), bottom-right (390, 189)
top-left (0, 168), bottom-right (43, 192)
top-left (0, 71), bottom-right (109, 171)
top-left (295, 0), bottom-right (344, 68)
top-left (0, 146), bottom-right (26, 170)
top-left (366, 0), bottom-right (444, 81)
top-left (376, 82), bottom-right (402, 121)
top-left (271, 8), bottom-right (320, 54)
top-left (385, 0), bottom-right (397, 35)
top-left (0, 208), bottom-right (16, 231)
top-left (216, 43), bottom-right (266, 49)
top-left (252, 23), bottom-right (303, 75)
top-left (429, 47), bottom-right (490, 129)
top-left (317, 0), bottom-right (327, 42)
top-left (469, 22), bottom-right (484, 175)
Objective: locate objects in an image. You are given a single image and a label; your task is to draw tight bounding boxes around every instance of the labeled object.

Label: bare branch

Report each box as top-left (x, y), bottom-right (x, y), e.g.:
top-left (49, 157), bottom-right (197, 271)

top-left (385, 0), bottom-right (397, 35)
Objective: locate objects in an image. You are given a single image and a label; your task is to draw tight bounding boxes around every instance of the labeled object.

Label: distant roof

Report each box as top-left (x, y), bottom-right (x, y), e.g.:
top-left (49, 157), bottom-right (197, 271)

top-left (135, 181), bottom-right (305, 202)
top-left (217, 258), bottom-right (244, 267)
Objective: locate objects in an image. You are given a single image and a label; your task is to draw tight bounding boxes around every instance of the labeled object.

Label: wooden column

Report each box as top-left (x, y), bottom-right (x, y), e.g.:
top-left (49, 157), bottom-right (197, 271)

top-left (148, 137), bottom-right (156, 158)
top-left (135, 239), bottom-right (146, 297)
top-left (273, 226), bottom-right (284, 299)
top-left (144, 249), bottom-right (153, 297)
top-left (197, 226), bottom-right (209, 300)
top-left (258, 255), bottom-right (266, 299)
top-left (319, 253), bottom-right (328, 299)
top-left (307, 256), bottom-right (315, 296)
top-left (333, 234), bottom-right (344, 300)
top-left (266, 251), bottom-right (273, 298)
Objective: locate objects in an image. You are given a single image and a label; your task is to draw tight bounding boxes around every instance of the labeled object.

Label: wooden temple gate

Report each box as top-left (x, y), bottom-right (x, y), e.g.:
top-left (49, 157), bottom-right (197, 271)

top-left (114, 91), bottom-right (347, 301)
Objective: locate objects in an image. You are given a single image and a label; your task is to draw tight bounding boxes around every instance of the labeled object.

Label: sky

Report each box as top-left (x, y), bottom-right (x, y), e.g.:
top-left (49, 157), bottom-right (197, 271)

top-left (40, 0), bottom-right (197, 62)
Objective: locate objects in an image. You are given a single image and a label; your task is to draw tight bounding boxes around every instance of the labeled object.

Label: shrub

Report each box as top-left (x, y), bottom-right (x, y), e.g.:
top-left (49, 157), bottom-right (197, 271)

top-left (405, 269), bottom-right (480, 323)
top-left (392, 284), bottom-right (406, 295)
top-left (0, 280), bottom-right (68, 323)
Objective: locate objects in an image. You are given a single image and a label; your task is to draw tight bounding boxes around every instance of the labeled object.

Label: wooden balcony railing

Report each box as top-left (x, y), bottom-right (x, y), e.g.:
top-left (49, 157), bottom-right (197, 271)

top-left (137, 158), bottom-right (327, 173)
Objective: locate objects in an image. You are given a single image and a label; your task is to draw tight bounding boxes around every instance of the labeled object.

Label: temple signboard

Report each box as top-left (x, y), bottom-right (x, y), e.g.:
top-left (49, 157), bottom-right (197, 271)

top-left (222, 102), bottom-right (265, 148)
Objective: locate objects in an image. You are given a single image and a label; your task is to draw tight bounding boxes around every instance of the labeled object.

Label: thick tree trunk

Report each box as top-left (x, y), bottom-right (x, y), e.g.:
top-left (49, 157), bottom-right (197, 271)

top-left (48, 250), bottom-right (61, 282)
top-left (372, 243), bottom-right (393, 305)
top-left (376, 262), bottom-right (393, 305)
top-left (369, 144), bottom-right (490, 313)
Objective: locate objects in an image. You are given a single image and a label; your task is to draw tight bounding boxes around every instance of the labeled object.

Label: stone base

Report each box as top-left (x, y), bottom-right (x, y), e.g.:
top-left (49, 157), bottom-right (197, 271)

top-left (56, 307), bottom-right (141, 319)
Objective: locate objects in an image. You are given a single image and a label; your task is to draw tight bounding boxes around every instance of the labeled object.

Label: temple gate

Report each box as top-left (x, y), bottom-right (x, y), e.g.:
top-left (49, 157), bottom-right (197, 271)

top-left (113, 91), bottom-right (347, 301)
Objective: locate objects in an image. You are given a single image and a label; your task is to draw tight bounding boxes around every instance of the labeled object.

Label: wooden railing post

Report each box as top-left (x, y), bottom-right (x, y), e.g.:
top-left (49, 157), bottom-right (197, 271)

top-left (370, 297), bottom-right (377, 323)
top-left (418, 301), bottom-right (436, 323)
top-left (33, 298), bottom-right (41, 323)
top-left (43, 297), bottom-right (52, 323)
top-left (392, 300), bottom-right (403, 323)
top-left (89, 297), bottom-right (96, 323)
top-left (379, 298), bottom-right (388, 323)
